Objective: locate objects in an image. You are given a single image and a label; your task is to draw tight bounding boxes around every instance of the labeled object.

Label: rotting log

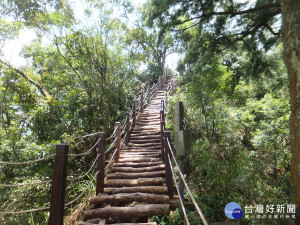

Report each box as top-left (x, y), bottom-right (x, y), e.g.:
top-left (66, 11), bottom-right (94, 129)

top-left (104, 186), bottom-right (168, 194)
top-left (83, 204), bottom-right (169, 220)
top-left (104, 177), bottom-right (163, 187)
top-left (90, 193), bottom-right (169, 204)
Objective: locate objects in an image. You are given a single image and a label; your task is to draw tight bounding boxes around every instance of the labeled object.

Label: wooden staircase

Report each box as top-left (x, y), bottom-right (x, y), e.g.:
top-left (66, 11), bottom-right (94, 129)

top-left (79, 90), bottom-right (169, 225)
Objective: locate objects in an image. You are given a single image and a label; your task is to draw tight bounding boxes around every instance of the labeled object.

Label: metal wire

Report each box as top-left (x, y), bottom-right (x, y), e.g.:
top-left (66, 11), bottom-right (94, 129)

top-left (0, 154), bottom-right (55, 165)
top-left (167, 138), bottom-right (209, 225)
top-left (68, 138), bottom-right (101, 157)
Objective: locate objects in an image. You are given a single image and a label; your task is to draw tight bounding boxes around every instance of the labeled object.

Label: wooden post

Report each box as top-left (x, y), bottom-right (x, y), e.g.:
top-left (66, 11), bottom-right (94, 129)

top-left (125, 112), bottom-right (130, 146)
top-left (147, 85), bottom-right (151, 105)
top-left (164, 131), bottom-right (174, 199)
top-left (158, 76), bottom-right (161, 90)
top-left (160, 110), bottom-right (165, 163)
top-left (175, 101), bottom-right (185, 218)
top-left (161, 100), bottom-right (165, 119)
top-left (49, 144), bottom-right (69, 225)
top-left (133, 101), bottom-right (137, 128)
top-left (115, 122), bottom-right (121, 163)
top-left (141, 92), bottom-right (144, 113)
top-left (96, 132), bottom-right (105, 195)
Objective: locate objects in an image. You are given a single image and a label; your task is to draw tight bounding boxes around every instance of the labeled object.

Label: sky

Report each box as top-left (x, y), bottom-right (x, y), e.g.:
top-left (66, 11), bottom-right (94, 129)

top-left (1, 0), bottom-right (179, 71)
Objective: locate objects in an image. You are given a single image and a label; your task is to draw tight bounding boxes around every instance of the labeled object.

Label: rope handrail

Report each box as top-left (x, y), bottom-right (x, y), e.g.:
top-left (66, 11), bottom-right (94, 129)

top-left (66, 154), bottom-right (101, 182)
top-left (0, 154), bottom-right (56, 165)
top-left (105, 137), bottom-right (117, 154)
top-left (167, 153), bottom-right (190, 225)
top-left (0, 179), bottom-right (52, 187)
top-left (81, 132), bottom-right (99, 138)
top-left (68, 138), bottom-right (101, 157)
top-left (121, 122), bottom-right (127, 136)
top-left (64, 170), bottom-right (100, 207)
top-left (0, 206), bottom-right (50, 215)
top-left (106, 126), bottom-right (118, 141)
top-left (166, 138), bottom-right (209, 225)
top-left (105, 148), bottom-right (118, 172)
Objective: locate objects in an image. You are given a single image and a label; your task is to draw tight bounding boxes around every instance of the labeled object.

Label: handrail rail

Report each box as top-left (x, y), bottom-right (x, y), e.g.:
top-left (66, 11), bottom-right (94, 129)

top-left (166, 136), bottom-right (209, 225)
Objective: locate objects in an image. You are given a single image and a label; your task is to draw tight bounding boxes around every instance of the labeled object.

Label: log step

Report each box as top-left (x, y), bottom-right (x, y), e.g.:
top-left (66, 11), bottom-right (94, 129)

top-left (118, 157), bottom-right (160, 163)
top-left (123, 146), bottom-right (161, 150)
top-left (136, 121), bottom-right (160, 125)
top-left (121, 154), bottom-right (160, 158)
top-left (79, 222), bottom-right (157, 225)
top-left (84, 204), bottom-right (169, 220)
top-left (111, 164), bottom-right (165, 173)
top-left (129, 135), bottom-right (160, 139)
top-left (130, 131), bottom-right (160, 135)
top-left (104, 186), bottom-right (168, 194)
top-left (90, 193), bottom-right (169, 204)
top-left (129, 139), bottom-right (161, 144)
top-left (113, 161), bottom-right (163, 167)
top-left (107, 171), bottom-right (165, 179)
top-left (128, 143), bottom-right (161, 147)
top-left (105, 177), bottom-right (163, 187)
top-left (120, 150), bottom-right (161, 153)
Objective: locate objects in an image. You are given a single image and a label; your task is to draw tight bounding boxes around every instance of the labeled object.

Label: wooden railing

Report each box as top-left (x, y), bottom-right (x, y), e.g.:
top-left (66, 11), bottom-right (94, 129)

top-left (48, 70), bottom-right (173, 224)
top-left (159, 84), bottom-right (209, 225)
top-left (0, 69), bottom-right (176, 224)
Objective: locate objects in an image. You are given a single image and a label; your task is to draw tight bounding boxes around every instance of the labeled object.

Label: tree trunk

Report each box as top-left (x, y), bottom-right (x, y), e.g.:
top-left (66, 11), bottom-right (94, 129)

top-left (280, 0), bottom-right (300, 223)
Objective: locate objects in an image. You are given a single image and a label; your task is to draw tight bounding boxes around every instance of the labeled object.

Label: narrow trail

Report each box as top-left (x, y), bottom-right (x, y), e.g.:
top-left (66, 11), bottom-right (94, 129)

top-left (79, 88), bottom-right (170, 224)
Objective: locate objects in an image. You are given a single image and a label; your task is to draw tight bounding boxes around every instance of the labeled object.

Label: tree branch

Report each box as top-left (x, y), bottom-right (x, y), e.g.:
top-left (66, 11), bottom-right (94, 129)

top-left (0, 59), bottom-right (52, 99)
top-left (174, 3), bottom-right (280, 26)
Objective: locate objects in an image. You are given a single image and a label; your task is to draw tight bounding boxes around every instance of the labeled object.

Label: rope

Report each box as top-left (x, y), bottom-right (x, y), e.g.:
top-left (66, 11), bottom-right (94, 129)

top-left (0, 180), bottom-right (52, 187)
top-left (105, 137), bottom-right (117, 154)
top-left (106, 126), bottom-right (118, 141)
top-left (121, 122), bottom-right (127, 136)
top-left (65, 170), bottom-right (100, 207)
top-left (168, 153), bottom-right (190, 225)
top-left (81, 132), bottom-right (98, 138)
top-left (66, 148), bottom-right (118, 207)
top-left (0, 154), bottom-right (55, 165)
top-left (105, 148), bottom-right (118, 172)
top-left (167, 138), bottom-right (209, 225)
top-left (68, 138), bottom-right (101, 157)
top-left (0, 206), bottom-right (50, 215)
top-left (66, 154), bottom-right (100, 181)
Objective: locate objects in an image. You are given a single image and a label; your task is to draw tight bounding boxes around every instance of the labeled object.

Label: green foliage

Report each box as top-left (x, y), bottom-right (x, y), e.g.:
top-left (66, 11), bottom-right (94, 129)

top-left (165, 38), bottom-right (290, 224)
top-left (152, 208), bottom-right (184, 225)
top-left (0, 0), bottom-right (153, 223)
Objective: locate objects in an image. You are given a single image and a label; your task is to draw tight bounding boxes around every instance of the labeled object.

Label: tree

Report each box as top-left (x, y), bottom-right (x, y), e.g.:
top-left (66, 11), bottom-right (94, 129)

top-left (144, 0), bottom-right (300, 221)
top-left (280, 1), bottom-right (300, 222)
